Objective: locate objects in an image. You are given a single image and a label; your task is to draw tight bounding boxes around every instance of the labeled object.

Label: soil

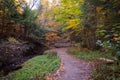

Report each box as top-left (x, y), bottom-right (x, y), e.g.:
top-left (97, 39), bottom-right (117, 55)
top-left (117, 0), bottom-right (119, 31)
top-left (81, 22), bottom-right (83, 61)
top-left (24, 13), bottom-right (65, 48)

top-left (51, 48), bottom-right (94, 80)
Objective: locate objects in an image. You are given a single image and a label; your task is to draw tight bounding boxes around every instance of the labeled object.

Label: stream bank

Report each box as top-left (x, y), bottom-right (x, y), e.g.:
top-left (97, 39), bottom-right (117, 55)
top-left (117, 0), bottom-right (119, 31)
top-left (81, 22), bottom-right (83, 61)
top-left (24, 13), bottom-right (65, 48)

top-left (0, 37), bottom-right (47, 76)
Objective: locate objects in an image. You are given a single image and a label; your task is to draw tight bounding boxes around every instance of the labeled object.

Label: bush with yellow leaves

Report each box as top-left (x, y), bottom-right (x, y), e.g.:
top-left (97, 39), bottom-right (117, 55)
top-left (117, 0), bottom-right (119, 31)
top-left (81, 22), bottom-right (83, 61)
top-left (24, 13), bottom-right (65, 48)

top-left (45, 32), bottom-right (60, 45)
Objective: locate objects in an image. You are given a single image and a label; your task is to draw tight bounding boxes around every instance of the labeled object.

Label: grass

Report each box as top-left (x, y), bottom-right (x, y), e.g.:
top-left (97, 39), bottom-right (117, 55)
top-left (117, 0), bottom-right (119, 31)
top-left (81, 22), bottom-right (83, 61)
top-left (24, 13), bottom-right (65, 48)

top-left (6, 50), bottom-right (60, 80)
top-left (67, 48), bottom-right (113, 61)
top-left (67, 48), bottom-right (120, 80)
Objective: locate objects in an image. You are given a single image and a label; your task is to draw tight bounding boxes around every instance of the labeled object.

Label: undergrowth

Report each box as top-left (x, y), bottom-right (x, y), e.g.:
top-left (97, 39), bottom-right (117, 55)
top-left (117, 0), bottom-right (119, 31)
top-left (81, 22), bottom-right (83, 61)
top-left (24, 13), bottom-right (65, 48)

top-left (92, 63), bottom-right (120, 80)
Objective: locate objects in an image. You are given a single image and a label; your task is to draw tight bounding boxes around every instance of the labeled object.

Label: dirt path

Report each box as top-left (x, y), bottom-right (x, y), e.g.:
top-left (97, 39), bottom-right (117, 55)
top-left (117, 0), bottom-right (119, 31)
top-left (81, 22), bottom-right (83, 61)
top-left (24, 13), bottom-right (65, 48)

top-left (52, 48), bottom-right (94, 80)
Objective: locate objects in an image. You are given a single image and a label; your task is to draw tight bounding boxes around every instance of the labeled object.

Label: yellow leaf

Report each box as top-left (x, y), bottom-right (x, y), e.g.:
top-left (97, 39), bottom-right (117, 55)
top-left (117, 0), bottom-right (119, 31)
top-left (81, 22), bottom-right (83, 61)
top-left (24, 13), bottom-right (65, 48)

top-left (96, 7), bottom-right (102, 12)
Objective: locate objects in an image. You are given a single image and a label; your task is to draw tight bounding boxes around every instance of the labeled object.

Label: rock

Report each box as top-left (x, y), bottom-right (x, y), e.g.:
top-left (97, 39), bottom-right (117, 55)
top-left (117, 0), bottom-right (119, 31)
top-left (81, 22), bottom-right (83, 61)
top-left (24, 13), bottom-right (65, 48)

top-left (97, 58), bottom-right (114, 64)
top-left (54, 42), bottom-right (72, 48)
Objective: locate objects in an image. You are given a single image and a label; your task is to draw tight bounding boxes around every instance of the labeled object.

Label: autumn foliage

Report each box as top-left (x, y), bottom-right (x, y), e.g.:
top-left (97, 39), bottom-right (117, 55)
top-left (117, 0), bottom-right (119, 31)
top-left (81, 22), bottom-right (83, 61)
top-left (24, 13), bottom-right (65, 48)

top-left (45, 32), bottom-right (60, 45)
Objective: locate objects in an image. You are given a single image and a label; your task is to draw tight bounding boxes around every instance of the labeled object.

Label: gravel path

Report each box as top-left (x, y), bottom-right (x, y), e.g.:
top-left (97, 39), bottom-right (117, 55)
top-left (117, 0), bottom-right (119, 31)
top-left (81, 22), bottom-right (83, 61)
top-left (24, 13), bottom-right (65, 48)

top-left (52, 48), bottom-right (94, 80)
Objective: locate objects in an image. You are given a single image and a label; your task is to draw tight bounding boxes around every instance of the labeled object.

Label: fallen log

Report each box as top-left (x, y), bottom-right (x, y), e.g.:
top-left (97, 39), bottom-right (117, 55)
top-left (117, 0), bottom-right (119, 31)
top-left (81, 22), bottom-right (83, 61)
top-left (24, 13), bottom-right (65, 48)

top-left (97, 58), bottom-right (114, 64)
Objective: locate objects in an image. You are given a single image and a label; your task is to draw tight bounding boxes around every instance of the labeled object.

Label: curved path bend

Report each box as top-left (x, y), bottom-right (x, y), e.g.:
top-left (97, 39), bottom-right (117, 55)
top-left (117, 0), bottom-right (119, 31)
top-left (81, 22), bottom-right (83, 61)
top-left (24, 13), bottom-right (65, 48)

top-left (52, 48), bottom-right (94, 80)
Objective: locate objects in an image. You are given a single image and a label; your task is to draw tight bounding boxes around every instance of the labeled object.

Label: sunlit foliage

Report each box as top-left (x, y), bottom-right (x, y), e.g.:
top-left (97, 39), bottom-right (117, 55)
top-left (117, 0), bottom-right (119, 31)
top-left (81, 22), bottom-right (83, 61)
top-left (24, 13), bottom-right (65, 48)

top-left (45, 32), bottom-right (60, 45)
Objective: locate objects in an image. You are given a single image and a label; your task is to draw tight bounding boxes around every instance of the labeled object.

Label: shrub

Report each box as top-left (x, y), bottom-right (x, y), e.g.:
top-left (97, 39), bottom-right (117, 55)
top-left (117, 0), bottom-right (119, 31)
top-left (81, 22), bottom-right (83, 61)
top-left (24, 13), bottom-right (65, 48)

top-left (45, 32), bottom-right (60, 45)
top-left (92, 63), bottom-right (120, 80)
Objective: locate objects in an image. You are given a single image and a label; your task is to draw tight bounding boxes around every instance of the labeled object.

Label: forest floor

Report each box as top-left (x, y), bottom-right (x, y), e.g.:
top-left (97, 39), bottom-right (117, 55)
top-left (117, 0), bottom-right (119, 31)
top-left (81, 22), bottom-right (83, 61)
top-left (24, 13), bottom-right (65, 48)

top-left (51, 48), bottom-right (94, 80)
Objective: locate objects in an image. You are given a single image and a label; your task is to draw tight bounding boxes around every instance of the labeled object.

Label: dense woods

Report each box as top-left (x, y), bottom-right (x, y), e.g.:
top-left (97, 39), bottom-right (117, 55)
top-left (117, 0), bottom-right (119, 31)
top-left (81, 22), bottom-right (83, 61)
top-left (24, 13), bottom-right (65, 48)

top-left (50, 0), bottom-right (120, 51)
top-left (0, 0), bottom-right (120, 80)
